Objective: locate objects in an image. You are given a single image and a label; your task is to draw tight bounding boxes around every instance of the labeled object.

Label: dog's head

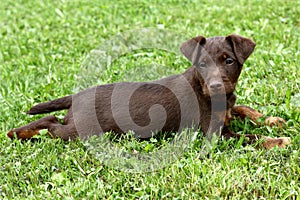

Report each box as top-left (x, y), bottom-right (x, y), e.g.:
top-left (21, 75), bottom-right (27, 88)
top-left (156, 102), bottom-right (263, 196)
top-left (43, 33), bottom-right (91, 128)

top-left (180, 34), bottom-right (256, 96)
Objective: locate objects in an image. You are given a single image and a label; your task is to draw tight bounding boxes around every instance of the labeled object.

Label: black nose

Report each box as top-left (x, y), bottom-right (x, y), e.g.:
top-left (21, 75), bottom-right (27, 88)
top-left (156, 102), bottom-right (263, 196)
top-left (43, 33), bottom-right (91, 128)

top-left (209, 81), bottom-right (223, 90)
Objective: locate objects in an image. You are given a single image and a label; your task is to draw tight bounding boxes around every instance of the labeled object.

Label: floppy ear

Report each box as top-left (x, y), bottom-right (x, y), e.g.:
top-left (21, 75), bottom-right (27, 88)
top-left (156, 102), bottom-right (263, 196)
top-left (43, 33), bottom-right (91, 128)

top-left (180, 36), bottom-right (206, 64)
top-left (226, 34), bottom-right (256, 65)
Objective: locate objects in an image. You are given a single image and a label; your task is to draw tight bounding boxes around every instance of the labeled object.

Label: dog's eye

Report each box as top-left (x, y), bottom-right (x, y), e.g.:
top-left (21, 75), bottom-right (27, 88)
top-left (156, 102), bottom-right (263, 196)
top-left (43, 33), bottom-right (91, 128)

top-left (199, 62), bottom-right (206, 68)
top-left (225, 58), bottom-right (234, 65)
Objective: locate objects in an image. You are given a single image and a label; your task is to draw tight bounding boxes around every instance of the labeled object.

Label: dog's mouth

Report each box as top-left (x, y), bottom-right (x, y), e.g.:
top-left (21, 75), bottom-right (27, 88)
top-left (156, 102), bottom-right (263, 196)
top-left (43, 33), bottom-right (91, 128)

top-left (196, 72), bottom-right (236, 97)
top-left (202, 82), bottom-right (235, 97)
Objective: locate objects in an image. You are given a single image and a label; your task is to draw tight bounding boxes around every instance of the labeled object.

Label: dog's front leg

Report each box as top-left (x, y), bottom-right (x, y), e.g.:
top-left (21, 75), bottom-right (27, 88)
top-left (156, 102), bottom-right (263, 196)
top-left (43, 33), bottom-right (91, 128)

top-left (231, 105), bottom-right (286, 127)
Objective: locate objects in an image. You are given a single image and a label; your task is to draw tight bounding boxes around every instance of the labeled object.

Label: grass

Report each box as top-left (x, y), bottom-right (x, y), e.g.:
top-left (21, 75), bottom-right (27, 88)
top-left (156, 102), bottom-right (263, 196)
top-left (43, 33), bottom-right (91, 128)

top-left (0, 0), bottom-right (300, 199)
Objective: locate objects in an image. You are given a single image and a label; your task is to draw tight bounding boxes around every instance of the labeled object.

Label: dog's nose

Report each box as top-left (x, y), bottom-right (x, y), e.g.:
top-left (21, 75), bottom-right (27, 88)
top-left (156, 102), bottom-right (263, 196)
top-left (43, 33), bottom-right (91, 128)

top-left (209, 81), bottom-right (223, 91)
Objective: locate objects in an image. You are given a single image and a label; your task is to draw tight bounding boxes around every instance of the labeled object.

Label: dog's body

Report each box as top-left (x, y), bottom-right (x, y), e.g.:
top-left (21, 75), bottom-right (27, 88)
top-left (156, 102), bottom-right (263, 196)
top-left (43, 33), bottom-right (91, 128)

top-left (8, 34), bottom-right (290, 149)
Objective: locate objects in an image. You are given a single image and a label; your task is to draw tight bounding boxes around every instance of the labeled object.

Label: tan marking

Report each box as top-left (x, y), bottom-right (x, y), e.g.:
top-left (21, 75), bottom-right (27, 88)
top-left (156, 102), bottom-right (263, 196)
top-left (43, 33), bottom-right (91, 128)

top-left (262, 136), bottom-right (291, 150)
top-left (225, 109), bottom-right (232, 126)
top-left (214, 111), bottom-right (226, 122)
top-left (232, 106), bottom-right (263, 122)
top-left (18, 129), bottom-right (41, 139)
top-left (7, 130), bottom-right (15, 139)
top-left (265, 116), bottom-right (286, 128)
top-left (7, 129), bottom-right (41, 139)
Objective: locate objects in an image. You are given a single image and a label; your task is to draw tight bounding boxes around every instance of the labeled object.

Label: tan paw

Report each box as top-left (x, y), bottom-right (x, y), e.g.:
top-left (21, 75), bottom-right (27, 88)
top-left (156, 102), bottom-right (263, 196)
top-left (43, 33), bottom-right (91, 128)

top-left (265, 116), bottom-right (286, 128)
top-left (7, 129), bottom-right (41, 140)
top-left (262, 136), bottom-right (291, 150)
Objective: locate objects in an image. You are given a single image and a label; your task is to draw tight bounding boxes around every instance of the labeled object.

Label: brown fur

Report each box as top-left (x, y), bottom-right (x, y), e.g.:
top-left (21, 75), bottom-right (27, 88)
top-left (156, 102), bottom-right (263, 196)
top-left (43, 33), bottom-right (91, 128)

top-left (7, 34), bottom-right (290, 149)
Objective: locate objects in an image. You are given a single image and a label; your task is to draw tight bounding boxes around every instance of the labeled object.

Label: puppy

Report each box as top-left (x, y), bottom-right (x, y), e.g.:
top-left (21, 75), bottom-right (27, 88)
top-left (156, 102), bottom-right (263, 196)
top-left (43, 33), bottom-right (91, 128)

top-left (7, 34), bottom-right (290, 149)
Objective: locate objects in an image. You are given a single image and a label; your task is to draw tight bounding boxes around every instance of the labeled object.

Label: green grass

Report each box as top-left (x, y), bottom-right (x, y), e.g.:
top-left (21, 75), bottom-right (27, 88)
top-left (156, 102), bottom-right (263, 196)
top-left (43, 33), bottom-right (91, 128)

top-left (1, 0), bottom-right (300, 199)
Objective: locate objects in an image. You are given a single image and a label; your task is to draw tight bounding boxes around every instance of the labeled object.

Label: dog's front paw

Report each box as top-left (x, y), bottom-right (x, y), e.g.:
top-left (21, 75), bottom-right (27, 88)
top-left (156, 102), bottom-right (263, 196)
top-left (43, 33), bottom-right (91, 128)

top-left (265, 116), bottom-right (286, 128)
top-left (262, 136), bottom-right (291, 150)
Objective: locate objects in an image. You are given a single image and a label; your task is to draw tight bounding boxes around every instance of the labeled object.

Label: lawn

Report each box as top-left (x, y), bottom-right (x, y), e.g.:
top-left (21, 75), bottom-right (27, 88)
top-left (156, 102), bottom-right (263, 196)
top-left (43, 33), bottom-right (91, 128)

top-left (0, 0), bottom-right (300, 199)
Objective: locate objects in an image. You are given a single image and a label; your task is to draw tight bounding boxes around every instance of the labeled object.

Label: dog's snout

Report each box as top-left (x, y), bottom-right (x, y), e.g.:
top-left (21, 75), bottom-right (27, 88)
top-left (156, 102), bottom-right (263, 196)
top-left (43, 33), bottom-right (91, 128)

top-left (209, 81), bottom-right (223, 90)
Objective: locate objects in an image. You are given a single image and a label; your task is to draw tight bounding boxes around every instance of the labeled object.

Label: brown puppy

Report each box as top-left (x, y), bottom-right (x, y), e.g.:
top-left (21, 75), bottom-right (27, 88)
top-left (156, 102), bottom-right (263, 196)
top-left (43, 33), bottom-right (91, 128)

top-left (7, 34), bottom-right (290, 149)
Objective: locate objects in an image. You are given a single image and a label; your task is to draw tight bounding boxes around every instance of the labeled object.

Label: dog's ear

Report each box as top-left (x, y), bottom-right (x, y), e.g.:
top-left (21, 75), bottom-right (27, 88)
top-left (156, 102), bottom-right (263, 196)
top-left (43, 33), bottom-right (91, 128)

top-left (180, 36), bottom-right (206, 64)
top-left (226, 34), bottom-right (256, 65)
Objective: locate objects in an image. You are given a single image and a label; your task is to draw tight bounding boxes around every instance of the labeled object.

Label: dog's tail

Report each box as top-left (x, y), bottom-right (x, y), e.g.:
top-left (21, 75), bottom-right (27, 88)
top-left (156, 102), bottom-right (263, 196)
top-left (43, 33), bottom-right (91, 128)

top-left (26, 95), bottom-right (72, 115)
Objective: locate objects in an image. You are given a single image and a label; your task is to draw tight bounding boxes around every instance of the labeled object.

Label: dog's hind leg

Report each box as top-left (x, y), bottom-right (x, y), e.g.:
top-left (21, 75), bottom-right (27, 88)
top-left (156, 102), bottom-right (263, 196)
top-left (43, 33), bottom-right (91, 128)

top-left (7, 115), bottom-right (77, 141)
top-left (221, 126), bottom-right (290, 149)
top-left (231, 105), bottom-right (286, 127)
